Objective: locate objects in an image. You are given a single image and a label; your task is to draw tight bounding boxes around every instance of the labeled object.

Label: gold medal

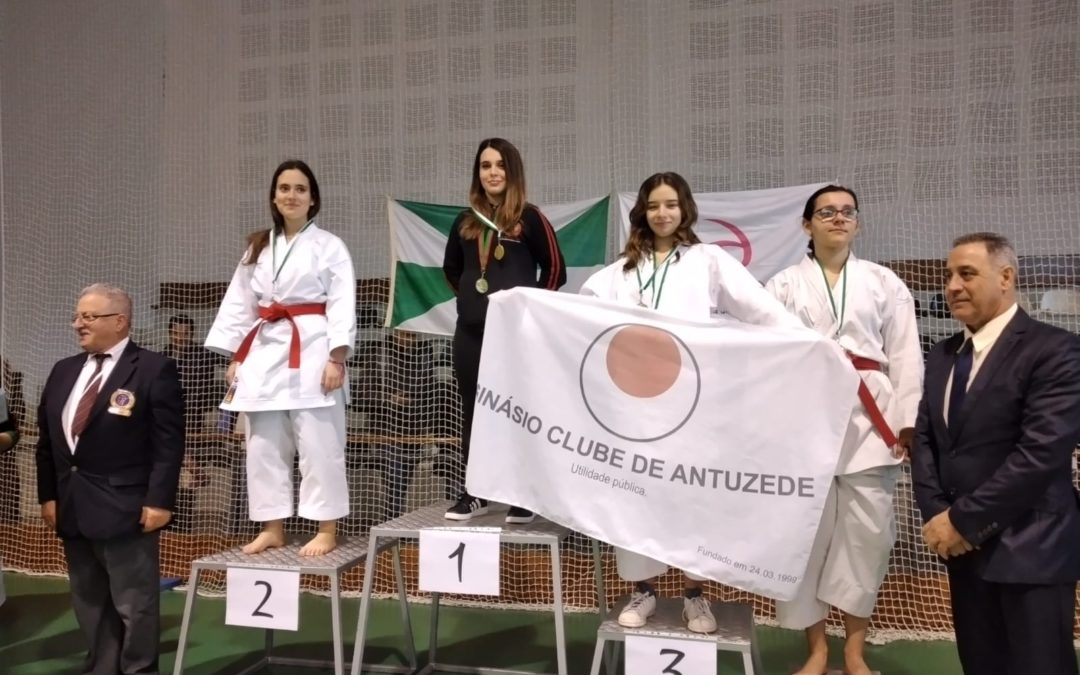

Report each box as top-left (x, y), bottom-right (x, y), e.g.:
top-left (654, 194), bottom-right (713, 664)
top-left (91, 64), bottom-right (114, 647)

top-left (475, 278), bottom-right (489, 294)
top-left (494, 243), bottom-right (505, 260)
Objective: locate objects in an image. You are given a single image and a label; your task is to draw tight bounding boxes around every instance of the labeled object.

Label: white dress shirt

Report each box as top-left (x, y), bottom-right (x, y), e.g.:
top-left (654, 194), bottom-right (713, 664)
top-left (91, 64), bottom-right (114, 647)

top-left (944, 303), bottom-right (1018, 425)
top-left (63, 337), bottom-right (130, 451)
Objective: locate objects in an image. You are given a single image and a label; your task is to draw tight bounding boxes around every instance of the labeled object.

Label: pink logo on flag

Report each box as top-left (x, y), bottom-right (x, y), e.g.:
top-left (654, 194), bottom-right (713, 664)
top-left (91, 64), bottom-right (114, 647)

top-left (579, 323), bottom-right (701, 443)
top-left (706, 218), bottom-right (752, 267)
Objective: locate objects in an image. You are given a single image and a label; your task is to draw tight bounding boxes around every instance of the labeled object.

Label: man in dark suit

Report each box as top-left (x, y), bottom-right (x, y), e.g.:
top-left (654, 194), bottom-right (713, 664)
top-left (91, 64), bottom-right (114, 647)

top-left (911, 233), bottom-right (1080, 675)
top-left (37, 283), bottom-right (184, 675)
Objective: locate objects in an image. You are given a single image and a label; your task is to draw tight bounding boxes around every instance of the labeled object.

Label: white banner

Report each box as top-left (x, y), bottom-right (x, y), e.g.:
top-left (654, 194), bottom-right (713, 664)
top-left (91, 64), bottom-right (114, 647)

top-left (617, 183), bottom-right (827, 283)
top-left (466, 288), bottom-right (858, 600)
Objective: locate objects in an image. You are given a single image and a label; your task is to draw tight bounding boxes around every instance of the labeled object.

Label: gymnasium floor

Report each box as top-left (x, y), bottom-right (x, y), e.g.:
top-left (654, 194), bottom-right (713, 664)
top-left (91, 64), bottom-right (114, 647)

top-left (0, 573), bottom-right (977, 675)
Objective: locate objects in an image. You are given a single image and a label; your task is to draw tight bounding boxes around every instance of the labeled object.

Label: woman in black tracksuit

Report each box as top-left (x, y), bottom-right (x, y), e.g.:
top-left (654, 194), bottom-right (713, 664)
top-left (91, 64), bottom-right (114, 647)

top-left (441, 137), bottom-right (566, 523)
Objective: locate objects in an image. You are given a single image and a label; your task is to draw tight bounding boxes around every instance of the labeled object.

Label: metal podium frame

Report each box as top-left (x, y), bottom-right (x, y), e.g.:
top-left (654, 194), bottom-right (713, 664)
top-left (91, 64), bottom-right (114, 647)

top-left (352, 503), bottom-right (606, 675)
top-left (172, 536), bottom-right (415, 675)
top-left (589, 595), bottom-right (762, 675)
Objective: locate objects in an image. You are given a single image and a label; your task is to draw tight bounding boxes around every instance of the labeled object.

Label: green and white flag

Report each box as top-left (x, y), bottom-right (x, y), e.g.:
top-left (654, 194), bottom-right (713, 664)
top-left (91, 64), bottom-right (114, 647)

top-left (387, 196), bottom-right (609, 336)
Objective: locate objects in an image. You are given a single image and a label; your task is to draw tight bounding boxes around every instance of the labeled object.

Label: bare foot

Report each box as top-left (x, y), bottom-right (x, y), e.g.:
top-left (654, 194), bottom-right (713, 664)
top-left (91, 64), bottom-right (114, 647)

top-left (299, 531), bottom-right (336, 556)
top-left (242, 528), bottom-right (285, 554)
top-left (792, 650), bottom-right (828, 675)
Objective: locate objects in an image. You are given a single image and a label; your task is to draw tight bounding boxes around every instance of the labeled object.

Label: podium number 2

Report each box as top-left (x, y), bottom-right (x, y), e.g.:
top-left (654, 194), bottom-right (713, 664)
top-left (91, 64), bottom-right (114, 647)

top-left (448, 542), bottom-right (465, 582)
top-left (225, 567), bottom-right (300, 631)
top-left (252, 580), bottom-right (273, 618)
top-left (660, 649), bottom-right (684, 675)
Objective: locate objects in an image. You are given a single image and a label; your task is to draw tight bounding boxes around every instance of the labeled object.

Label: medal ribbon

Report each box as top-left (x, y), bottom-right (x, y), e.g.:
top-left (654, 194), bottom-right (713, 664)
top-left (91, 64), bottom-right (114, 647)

top-left (471, 208), bottom-right (500, 288)
top-left (476, 228), bottom-right (496, 286)
top-left (635, 251), bottom-right (675, 309)
top-left (271, 219), bottom-right (314, 283)
top-left (816, 256), bottom-right (847, 337)
top-left (469, 207), bottom-right (501, 234)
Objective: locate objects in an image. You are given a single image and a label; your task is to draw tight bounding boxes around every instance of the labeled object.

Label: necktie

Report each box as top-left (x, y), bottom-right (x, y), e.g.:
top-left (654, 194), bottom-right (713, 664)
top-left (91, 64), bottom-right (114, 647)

top-left (948, 339), bottom-right (973, 425)
top-left (72, 354), bottom-right (109, 438)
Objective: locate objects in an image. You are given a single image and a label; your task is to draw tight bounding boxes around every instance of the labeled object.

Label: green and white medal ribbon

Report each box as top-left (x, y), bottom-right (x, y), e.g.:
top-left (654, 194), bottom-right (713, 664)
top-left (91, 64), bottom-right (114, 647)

top-left (815, 256), bottom-right (847, 338)
top-left (470, 207), bottom-right (504, 260)
top-left (635, 251), bottom-right (675, 310)
top-left (272, 219), bottom-right (314, 284)
top-left (470, 209), bottom-right (501, 294)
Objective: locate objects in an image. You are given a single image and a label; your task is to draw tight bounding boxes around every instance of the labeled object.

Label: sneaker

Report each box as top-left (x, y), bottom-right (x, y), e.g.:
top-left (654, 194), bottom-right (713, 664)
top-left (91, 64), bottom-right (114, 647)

top-left (505, 506), bottom-right (536, 524)
top-left (444, 494), bottom-right (489, 521)
top-left (617, 591), bottom-right (656, 628)
top-left (683, 595), bottom-right (717, 634)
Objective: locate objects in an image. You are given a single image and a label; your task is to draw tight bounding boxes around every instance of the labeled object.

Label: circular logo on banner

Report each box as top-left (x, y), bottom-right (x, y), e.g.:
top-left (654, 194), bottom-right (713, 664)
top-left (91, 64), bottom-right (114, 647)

top-left (707, 218), bottom-right (752, 267)
top-left (579, 323), bottom-right (701, 442)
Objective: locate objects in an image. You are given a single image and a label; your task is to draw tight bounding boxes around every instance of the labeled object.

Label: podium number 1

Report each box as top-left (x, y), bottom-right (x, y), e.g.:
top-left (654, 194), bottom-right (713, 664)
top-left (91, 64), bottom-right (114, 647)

top-left (448, 541), bottom-right (466, 582)
top-left (419, 528), bottom-right (500, 595)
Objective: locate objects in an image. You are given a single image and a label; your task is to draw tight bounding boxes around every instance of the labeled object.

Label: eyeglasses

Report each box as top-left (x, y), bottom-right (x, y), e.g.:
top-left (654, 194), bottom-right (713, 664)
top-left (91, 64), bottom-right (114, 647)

top-left (71, 313), bottom-right (120, 325)
top-left (814, 207), bottom-right (858, 221)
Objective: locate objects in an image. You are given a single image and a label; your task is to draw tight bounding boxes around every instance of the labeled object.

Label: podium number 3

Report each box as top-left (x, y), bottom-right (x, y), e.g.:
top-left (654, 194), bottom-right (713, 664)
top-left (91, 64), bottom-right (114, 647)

top-left (660, 648), bottom-right (684, 675)
top-left (252, 580), bottom-right (273, 618)
top-left (448, 542), bottom-right (466, 582)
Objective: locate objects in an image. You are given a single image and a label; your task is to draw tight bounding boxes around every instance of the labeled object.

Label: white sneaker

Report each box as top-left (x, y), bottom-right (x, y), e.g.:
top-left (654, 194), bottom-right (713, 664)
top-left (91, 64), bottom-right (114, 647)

top-left (617, 592), bottom-right (656, 628)
top-left (683, 595), bottom-right (717, 634)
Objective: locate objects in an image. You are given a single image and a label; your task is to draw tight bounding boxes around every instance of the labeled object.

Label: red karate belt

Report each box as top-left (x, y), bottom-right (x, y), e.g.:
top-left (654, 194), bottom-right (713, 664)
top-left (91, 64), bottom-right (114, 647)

top-left (847, 353), bottom-right (898, 448)
top-left (233, 302), bottom-right (326, 369)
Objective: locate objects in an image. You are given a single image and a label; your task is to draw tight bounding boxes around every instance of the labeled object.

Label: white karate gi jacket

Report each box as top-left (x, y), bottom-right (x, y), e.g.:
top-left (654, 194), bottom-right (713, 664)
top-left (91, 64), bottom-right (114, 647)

top-left (766, 254), bottom-right (923, 473)
top-left (206, 223), bottom-right (357, 412)
top-left (581, 243), bottom-right (803, 329)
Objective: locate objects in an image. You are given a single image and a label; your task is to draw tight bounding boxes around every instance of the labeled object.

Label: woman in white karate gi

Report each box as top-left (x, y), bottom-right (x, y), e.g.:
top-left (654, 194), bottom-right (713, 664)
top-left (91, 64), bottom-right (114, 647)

top-left (765, 185), bottom-right (922, 675)
top-left (206, 159), bottom-right (356, 557)
top-left (581, 172), bottom-right (803, 634)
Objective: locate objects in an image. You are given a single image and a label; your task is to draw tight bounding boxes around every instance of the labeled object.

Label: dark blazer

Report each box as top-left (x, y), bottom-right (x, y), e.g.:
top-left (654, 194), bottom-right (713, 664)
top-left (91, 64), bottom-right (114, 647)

top-left (36, 341), bottom-right (185, 540)
top-left (911, 308), bottom-right (1080, 584)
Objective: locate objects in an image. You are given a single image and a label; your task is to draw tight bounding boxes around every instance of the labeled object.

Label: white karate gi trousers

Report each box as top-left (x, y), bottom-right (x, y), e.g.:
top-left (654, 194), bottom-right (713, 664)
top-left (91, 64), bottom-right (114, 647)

top-left (616, 548), bottom-right (707, 582)
top-left (244, 402), bottom-right (348, 522)
top-left (775, 466), bottom-right (898, 628)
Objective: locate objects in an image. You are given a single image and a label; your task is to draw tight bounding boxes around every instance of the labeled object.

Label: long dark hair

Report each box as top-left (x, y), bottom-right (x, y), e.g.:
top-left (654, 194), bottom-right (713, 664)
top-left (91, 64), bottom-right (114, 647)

top-left (621, 172), bottom-right (701, 272)
top-left (244, 159), bottom-right (322, 265)
top-left (459, 138), bottom-right (527, 240)
top-left (802, 184), bottom-right (858, 256)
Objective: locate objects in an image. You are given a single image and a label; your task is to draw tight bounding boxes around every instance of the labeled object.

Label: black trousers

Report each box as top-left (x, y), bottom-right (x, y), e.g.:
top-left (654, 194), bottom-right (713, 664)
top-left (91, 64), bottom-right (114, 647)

top-left (452, 323), bottom-right (484, 470)
top-left (948, 567), bottom-right (1078, 675)
top-left (63, 531), bottom-right (161, 675)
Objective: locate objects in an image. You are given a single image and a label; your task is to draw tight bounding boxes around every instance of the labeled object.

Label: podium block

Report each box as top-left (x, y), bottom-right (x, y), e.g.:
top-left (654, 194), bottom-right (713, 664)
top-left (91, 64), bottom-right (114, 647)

top-left (590, 595), bottom-right (762, 675)
top-left (173, 536), bottom-right (413, 675)
top-left (352, 502), bottom-right (601, 675)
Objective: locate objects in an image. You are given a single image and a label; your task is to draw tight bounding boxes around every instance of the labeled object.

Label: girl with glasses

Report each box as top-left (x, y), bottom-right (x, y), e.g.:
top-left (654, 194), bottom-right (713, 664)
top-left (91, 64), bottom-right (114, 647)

top-left (765, 185), bottom-right (923, 675)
